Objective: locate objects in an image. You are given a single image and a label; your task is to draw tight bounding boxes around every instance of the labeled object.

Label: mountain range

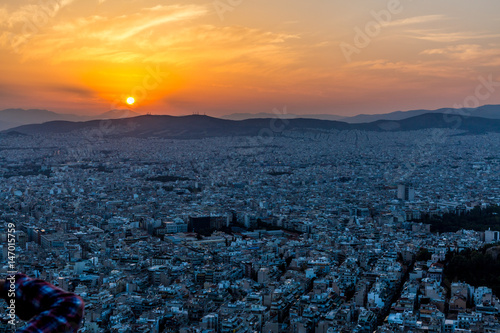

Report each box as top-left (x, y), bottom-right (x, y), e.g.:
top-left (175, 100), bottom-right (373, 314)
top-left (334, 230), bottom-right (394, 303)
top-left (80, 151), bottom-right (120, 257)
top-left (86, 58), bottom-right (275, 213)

top-left (1, 105), bottom-right (500, 132)
top-left (2, 104), bottom-right (500, 133)
top-left (340, 104), bottom-right (500, 123)
top-left (221, 112), bottom-right (345, 121)
top-left (222, 104), bottom-right (500, 123)
top-left (0, 108), bottom-right (140, 131)
top-left (4, 112), bottom-right (500, 139)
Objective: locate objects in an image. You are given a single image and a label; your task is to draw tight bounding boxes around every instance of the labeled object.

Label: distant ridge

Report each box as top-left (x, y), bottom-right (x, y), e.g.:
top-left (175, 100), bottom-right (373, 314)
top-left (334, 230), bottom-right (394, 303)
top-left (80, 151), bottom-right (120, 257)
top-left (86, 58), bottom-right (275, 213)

top-left (340, 104), bottom-right (500, 123)
top-left (0, 108), bottom-right (141, 131)
top-left (2, 105), bottom-right (500, 131)
top-left (4, 113), bottom-right (500, 139)
top-left (222, 112), bottom-right (344, 121)
top-left (0, 108), bottom-right (83, 130)
top-left (221, 105), bottom-right (500, 123)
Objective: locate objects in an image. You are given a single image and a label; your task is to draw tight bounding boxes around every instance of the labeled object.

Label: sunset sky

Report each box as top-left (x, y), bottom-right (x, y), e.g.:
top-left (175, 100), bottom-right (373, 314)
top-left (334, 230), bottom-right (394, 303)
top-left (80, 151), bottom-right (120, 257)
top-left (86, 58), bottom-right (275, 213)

top-left (1, 0), bottom-right (499, 116)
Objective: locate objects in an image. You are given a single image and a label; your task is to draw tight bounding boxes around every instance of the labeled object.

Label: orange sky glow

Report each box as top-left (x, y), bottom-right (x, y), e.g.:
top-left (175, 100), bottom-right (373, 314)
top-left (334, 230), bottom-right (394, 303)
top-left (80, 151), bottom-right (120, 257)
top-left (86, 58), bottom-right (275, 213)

top-left (1, 0), bottom-right (500, 116)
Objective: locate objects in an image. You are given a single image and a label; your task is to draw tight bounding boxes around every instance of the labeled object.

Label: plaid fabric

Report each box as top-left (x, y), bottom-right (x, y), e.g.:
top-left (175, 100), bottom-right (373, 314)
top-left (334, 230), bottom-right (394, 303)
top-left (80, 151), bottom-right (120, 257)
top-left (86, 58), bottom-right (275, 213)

top-left (3, 274), bottom-right (84, 333)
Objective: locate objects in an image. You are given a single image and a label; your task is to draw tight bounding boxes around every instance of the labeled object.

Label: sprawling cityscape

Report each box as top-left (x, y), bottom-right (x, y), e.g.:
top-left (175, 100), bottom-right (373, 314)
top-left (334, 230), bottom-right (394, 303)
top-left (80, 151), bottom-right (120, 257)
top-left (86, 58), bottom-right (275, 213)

top-left (0, 121), bottom-right (499, 332)
top-left (1, 0), bottom-right (500, 332)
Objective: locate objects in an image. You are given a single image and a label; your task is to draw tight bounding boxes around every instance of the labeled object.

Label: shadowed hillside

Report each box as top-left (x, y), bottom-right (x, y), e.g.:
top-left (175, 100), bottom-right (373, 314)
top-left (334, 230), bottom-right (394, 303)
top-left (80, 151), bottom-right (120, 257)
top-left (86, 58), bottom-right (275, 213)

top-left (3, 113), bottom-right (500, 139)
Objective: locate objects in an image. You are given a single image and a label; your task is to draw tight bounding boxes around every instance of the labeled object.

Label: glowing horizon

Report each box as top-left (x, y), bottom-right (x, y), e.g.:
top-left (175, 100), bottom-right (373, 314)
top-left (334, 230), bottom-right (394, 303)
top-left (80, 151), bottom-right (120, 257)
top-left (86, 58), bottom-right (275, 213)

top-left (1, 0), bottom-right (500, 117)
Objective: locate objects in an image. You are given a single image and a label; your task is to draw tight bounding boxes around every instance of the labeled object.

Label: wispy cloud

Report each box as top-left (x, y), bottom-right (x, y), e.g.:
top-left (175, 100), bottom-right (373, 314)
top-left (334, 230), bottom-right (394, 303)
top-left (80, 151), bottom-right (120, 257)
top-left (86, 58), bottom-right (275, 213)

top-left (0, 0), bottom-right (77, 29)
top-left (420, 44), bottom-right (500, 67)
top-left (404, 30), bottom-right (500, 43)
top-left (47, 84), bottom-right (98, 98)
top-left (345, 59), bottom-right (475, 79)
top-left (90, 5), bottom-right (209, 41)
top-left (0, 4), bottom-right (210, 61)
top-left (48, 4), bottom-right (208, 42)
top-left (387, 15), bottom-right (446, 27)
top-left (15, 6), bottom-right (300, 72)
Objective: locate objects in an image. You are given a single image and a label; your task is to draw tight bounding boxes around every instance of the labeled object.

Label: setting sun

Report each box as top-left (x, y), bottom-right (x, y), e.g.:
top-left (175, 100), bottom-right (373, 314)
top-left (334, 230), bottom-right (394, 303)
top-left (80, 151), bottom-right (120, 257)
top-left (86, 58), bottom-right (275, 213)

top-left (126, 97), bottom-right (135, 105)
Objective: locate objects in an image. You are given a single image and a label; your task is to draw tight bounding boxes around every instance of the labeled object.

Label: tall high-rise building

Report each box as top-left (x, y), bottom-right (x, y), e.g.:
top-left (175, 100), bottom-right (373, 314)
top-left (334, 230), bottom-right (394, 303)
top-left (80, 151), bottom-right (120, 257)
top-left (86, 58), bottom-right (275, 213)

top-left (201, 314), bottom-right (218, 330)
top-left (397, 184), bottom-right (415, 201)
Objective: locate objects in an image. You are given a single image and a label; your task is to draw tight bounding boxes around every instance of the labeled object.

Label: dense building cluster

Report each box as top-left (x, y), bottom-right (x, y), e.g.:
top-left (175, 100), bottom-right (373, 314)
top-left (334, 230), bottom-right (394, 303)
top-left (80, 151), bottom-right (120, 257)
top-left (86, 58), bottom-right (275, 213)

top-left (0, 128), bottom-right (499, 332)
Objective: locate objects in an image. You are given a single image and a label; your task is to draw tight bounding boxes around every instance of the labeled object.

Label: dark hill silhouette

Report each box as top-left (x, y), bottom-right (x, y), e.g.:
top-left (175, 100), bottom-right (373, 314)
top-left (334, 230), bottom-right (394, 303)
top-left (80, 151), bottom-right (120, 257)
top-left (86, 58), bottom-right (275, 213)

top-left (366, 113), bottom-right (500, 133)
top-left (0, 108), bottom-right (141, 131)
top-left (3, 113), bottom-right (500, 138)
top-left (340, 104), bottom-right (500, 123)
top-left (3, 105), bottom-right (500, 131)
top-left (221, 104), bottom-right (500, 122)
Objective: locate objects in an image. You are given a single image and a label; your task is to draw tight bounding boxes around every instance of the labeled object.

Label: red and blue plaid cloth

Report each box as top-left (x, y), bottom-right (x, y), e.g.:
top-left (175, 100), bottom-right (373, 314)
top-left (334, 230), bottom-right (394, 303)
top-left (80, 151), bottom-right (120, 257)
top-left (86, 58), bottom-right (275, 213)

top-left (2, 273), bottom-right (84, 332)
